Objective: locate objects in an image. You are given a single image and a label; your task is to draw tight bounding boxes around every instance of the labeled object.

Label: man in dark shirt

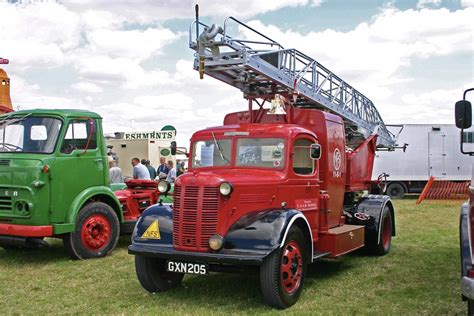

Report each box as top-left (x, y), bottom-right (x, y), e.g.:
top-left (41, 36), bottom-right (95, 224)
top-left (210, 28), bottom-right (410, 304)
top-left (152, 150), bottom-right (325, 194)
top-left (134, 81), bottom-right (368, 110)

top-left (156, 157), bottom-right (170, 180)
top-left (141, 159), bottom-right (157, 180)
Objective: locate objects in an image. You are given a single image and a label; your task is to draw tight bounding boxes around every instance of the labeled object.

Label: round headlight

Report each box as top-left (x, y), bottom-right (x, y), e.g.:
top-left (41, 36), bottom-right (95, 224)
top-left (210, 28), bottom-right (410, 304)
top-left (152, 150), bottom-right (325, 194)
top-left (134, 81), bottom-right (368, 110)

top-left (158, 180), bottom-right (170, 193)
top-left (209, 234), bottom-right (224, 250)
top-left (219, 182), bottom-right (233, 196)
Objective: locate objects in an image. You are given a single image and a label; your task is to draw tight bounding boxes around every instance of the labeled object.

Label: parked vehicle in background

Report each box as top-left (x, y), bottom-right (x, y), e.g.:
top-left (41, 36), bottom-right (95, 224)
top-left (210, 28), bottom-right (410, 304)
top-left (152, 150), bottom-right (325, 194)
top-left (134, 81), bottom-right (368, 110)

top-left (456, 88), bottom-right (474, 314)
top-left (0, 109), bottom-right (161, 259)
top-left (372, 124), bottom-right (473, 199)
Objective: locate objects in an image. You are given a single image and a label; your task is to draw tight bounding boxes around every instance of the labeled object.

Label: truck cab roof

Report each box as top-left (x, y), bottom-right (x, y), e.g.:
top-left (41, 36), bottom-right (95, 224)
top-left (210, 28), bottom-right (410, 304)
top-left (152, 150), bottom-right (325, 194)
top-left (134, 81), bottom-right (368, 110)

top-left (1, 109), bottom-right (102, 119)
top-left (191, 123), bottom-right (318, 140)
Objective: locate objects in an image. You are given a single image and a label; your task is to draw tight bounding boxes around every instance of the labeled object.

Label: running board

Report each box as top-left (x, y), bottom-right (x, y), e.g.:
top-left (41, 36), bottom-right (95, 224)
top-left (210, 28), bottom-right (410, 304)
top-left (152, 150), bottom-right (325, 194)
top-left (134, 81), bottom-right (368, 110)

top-left (312, 251), bottom-right (331, 260)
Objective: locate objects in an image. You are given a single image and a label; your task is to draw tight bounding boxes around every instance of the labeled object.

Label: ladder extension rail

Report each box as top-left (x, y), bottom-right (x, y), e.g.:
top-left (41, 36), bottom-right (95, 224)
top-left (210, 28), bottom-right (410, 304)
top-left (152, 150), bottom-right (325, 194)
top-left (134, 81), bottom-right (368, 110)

top-left (189, 17), bottom-right (396, 148)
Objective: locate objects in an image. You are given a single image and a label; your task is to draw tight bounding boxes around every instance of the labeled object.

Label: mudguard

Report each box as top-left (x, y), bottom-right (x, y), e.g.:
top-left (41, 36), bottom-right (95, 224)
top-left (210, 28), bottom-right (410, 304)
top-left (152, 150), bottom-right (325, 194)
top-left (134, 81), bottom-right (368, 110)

top-left (355, 195), bottom-right (396, 245)
top-left (131, 204), bottom-right (174, 248)
top-left (460, 202), bottom-right (472, 277)
top-left (66, 186), bottom-right (123, 226)
top-left (129, 206), bottom-right (313, 265)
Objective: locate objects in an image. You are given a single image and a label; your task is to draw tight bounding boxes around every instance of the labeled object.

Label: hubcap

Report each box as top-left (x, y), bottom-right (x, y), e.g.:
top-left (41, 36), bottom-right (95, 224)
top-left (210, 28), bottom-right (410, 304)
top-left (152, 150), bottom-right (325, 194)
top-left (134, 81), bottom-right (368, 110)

top-left (80, 214), bottom-right (111, 251)
top-left (280, 241), bottom-right (303, 294)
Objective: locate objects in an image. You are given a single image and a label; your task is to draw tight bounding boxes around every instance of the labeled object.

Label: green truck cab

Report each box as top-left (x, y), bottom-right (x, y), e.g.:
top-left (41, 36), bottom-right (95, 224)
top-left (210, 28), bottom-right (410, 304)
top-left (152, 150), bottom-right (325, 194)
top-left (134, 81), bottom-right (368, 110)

top-left (0, 109), bottom-right (123, 259)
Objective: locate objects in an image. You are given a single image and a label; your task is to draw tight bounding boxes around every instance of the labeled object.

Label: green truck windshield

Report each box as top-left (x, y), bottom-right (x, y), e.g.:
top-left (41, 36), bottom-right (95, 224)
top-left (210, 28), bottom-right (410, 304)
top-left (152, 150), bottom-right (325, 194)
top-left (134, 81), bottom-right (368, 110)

top-left (0, 116), bottom-right (62, 153)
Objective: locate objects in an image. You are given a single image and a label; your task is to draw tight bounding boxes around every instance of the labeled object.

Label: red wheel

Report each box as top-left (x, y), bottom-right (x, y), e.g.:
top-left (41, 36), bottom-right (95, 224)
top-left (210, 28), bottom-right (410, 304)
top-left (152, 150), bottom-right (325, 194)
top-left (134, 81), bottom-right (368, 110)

top-left (63, 202), bottom-right (120, 259)
top-left (381, 211), bottom-right (392, 252)
top-left (366, 206), bottom-right (393, 256)
top-left (260, 226), bottom-right (307, 309)
top-left (280, 241), bottom-right (303, 294)
top-left (80, 214), bottom-right (111, 251)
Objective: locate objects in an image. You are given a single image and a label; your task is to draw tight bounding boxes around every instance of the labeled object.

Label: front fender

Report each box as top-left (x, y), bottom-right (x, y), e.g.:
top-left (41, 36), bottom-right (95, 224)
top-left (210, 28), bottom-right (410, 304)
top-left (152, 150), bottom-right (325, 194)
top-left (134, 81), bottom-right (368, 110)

top-left (131, 204), bottom-right (173, 247)
top-left (460, 202), bottom-right (472, 277)
top-left (224, 209), bottom-right (312, 257)
top-left (66, 186), bottom-right (123, 225)
top-left (131, 207), bottom-right (313, 261)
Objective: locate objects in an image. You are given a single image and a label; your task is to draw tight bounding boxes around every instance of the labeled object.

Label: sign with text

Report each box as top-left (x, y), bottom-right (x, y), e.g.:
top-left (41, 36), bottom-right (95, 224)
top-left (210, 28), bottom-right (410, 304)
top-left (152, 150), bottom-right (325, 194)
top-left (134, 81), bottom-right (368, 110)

top-left (124, 126), bottom-right (176, 141)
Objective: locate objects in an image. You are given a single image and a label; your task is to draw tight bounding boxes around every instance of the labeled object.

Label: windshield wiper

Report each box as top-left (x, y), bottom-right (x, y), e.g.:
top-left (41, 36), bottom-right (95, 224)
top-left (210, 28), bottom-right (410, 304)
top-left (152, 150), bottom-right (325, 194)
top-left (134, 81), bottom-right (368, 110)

top-left (0, 113), bottom-right (30, 152)
top-left (212, 132), bottom-right (227, 162)
top-left (0, 113), bottom-right (31, 127)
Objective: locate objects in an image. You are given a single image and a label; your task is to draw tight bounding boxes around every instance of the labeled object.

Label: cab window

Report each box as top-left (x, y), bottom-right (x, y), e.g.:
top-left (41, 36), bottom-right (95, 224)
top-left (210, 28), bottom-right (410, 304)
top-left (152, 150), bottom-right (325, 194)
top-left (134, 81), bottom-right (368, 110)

top-left (61, 119), bottom-right (97, 154)
top-left (293, 138), bottom-right (314, 175)
top-left (236, 138), bottom-right (285, 168)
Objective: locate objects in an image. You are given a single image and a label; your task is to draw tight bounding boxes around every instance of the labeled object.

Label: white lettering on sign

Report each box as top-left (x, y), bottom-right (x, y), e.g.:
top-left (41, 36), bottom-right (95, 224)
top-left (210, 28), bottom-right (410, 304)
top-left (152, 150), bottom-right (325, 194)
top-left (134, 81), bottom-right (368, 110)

top-left (295, 199), bottom-right (319, 211)
top-left (167, 261), bottom-right (207, 275)
top-left (333, 148), bottom-right (342, 178)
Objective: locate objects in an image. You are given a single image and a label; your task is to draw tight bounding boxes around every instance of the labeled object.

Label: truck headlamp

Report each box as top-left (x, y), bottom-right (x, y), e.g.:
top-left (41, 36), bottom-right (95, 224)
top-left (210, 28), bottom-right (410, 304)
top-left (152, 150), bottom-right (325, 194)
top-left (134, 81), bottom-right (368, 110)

top-left (219, 182), bottom-right (233, 196)
top-left (158, 180), bottom-right (171, 194)
top-left (209, 234), bottom-right (224, 250)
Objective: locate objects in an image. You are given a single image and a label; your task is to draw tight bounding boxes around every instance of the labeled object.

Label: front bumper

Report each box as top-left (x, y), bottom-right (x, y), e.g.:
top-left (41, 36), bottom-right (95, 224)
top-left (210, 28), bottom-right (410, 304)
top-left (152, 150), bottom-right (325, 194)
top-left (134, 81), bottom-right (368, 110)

top-left (128, 244), bottom-right (266, 266)
top-left (462, 276), bottom-right (474, 300)
top-left (0, 223), bottom-right (53, 237)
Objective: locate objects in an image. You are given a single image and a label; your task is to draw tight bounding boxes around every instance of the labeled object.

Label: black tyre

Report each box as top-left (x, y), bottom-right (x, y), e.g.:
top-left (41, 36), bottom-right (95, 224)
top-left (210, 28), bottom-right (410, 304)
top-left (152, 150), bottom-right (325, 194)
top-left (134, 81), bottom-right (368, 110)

top-left (0, 245), bottom-right (20, 250)
top-left (367, 206), bottom-right (392, 256)
top-left (63, 201), bottom-right (120, 260)
top-left (135, 256), bottom-right (184, 293)
top-left (386, 182), bottom-right (405, 199)
top-left (260, 226), bottom-right (307, 309)
top-left (468, 299), bottom-right (474, 316)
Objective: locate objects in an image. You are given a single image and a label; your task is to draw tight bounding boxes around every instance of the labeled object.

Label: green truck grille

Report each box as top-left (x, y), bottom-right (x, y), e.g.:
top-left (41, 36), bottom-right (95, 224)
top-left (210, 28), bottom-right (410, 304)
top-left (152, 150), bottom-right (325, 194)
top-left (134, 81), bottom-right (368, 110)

top-left (0, 196), bottom-right (13, 211)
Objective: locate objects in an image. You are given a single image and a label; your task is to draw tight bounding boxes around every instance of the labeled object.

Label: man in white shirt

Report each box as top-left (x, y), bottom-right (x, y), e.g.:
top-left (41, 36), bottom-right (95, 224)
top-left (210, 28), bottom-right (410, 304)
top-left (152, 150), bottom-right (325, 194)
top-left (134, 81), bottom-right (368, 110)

top-left (131, 157), bottom-right (151, 180)
top-left (166, 160), bottom-right (176, 183)
top-left (109, 156), bottom-right (123, 183)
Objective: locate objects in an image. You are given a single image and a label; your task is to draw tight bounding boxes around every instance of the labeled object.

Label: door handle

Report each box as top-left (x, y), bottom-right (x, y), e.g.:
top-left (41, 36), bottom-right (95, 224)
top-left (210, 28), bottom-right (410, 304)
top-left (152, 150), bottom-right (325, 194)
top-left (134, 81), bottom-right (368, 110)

top-left (94, 158), bottom-right (103, 162)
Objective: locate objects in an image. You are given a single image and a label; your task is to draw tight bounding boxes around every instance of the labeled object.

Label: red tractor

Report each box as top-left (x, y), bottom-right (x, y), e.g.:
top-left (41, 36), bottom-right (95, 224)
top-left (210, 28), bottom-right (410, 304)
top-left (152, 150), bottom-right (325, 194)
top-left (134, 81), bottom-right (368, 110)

top-left (128, 13), bottom-right (396, 308)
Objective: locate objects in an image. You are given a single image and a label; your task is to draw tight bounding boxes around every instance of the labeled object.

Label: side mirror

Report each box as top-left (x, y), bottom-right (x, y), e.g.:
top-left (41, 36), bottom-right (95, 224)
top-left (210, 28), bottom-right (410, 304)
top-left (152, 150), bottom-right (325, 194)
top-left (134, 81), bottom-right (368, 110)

top-left (455, 100), bottom-right (472, 129)
top-left (310, 144), bottom-right (321, 160)
top-left (170, 141), bottom-right (177, 155)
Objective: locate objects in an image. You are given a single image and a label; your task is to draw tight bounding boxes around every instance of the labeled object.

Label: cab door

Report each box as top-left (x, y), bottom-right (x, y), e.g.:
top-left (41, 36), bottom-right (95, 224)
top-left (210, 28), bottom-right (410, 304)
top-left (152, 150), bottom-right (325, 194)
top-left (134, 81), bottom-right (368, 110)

top-left (286, 136), bottom-right (320, 232)
top-left (50, 118), bottom-right (105, 223)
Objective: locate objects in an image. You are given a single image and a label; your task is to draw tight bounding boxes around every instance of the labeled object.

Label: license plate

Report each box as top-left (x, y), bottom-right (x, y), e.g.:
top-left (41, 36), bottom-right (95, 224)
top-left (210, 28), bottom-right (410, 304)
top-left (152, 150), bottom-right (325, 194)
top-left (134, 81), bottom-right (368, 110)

top-left (166, 260), bottom-right (208, 275)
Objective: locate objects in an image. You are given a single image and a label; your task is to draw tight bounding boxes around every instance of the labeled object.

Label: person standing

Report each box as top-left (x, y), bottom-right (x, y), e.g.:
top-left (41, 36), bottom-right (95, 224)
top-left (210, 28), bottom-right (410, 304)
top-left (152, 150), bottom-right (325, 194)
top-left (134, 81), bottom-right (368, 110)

top-left (131, 157), bottom-right (151, 180)
top-left (109, 156), bottom-right (123, 183)
top-left (156, 157), bottom-right (170, 180)
top-left (142, 159), bottom-right (156, 179)
top-left (176, 159), bottom-right (183, 176)
top-left (166, 160), bottom-right (176, 183)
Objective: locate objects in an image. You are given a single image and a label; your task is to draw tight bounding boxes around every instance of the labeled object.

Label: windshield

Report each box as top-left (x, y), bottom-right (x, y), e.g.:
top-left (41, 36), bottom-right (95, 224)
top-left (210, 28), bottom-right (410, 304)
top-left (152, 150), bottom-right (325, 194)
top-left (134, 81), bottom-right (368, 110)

top-left (0, 116), bottom-right (62, 153)
top-left (237, 138), bottom-right (285, 168)
top-left (192, 139), bottom-right (231, 168)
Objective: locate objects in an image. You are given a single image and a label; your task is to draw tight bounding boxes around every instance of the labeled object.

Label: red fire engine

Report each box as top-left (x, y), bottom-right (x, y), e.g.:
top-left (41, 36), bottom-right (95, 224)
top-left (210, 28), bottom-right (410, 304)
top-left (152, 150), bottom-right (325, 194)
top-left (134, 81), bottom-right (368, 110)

top-left (129, 9), bottom-right (397, 309)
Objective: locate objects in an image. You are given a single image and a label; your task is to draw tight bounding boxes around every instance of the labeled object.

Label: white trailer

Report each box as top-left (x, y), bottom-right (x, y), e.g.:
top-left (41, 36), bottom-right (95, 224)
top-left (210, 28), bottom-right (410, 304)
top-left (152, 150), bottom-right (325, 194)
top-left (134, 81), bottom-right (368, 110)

top-left (372, 124), bottom-right (474, 198)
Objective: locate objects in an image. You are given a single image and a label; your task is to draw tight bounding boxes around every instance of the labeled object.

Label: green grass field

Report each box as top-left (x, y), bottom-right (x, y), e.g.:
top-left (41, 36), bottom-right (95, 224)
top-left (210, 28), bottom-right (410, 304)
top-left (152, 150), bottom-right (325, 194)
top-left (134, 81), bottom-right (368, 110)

top-left (0, 199), bottom-right (466, 314)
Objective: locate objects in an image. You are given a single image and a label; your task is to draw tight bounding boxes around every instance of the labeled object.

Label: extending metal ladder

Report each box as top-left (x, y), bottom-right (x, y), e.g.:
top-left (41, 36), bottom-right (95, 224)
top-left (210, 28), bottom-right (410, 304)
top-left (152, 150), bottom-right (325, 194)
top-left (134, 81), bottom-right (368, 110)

top-left (189, 17), bottom-right (396, 149)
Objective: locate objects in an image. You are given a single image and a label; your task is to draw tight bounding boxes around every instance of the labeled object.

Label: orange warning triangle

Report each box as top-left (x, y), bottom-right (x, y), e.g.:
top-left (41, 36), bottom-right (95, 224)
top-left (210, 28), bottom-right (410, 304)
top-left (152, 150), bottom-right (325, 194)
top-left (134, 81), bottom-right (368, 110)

top-left (141, 219), bottom-right (161, 239)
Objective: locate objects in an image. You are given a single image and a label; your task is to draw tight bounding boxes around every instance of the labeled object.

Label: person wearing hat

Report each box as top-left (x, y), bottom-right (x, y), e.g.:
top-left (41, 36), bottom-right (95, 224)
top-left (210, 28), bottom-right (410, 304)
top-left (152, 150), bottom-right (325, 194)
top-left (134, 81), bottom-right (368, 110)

top-left (109, 155), bottom-right (123, 183)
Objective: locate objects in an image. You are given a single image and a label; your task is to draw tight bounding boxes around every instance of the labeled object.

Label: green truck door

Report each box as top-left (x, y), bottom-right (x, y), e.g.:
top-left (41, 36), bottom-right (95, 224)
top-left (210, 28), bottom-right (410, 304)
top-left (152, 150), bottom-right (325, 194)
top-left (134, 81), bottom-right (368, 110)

top-left (50, 119), bottom-right (105, 223)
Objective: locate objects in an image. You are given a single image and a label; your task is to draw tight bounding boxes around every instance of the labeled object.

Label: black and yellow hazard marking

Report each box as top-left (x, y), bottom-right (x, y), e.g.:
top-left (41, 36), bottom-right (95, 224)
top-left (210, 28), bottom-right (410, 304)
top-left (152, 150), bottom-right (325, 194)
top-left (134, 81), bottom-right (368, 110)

top-left (141, 219), bottom-right (161, 239)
